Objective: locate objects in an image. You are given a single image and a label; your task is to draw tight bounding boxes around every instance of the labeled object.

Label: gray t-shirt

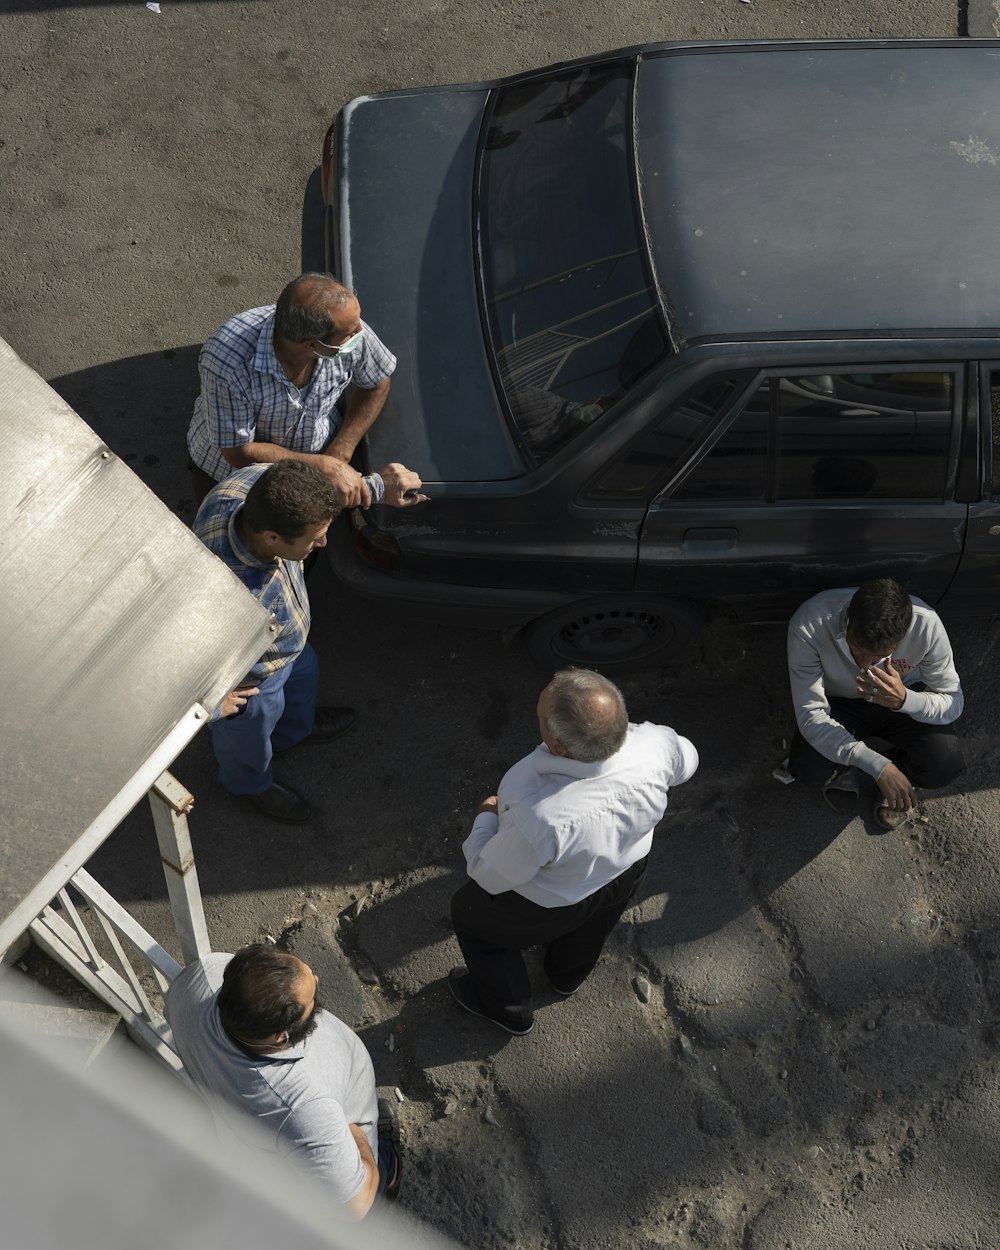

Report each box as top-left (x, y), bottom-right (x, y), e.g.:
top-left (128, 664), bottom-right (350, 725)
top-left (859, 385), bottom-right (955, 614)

top-left (164, 953), bottom-right (377, 1205)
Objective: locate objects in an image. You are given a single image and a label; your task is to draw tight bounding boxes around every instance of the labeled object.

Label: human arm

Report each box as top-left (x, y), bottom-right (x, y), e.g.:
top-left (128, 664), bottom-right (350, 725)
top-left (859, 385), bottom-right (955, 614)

top-left (905, 617), bottom-right (964, 723)
top-left (218, 441), bottom-right (371, 508)
top-left (342, 1124), bottom-right (379, 1219)
top-left (857, 619), bottom-right (963, 726)
top-left (324, 378), bottom-right (391, 464)
top-left (462, 802), bottom-right (553, 894)
top-left (787, 621), bottom-right (890, 779)
top-left (278, 1098), bottom-right (379, 1217)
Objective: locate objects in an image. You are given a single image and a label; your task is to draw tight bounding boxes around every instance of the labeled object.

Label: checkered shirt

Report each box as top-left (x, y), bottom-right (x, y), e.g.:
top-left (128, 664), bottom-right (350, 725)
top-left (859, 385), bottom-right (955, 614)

top-left (187, 305), bottom-right (397, 481)
top-left (193, 465), bottom-right (310, 684)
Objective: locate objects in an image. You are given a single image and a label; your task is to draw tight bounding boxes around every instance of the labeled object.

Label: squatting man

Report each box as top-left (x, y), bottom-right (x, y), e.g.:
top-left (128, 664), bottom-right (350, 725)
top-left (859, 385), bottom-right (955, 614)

top-left (787, 578), bottom-right (964, 829)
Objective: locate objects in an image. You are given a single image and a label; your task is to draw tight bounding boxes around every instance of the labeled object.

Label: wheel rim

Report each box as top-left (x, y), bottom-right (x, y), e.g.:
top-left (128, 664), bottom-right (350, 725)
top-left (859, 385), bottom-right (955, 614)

top-left (553, 607), bottom-right (672, 663)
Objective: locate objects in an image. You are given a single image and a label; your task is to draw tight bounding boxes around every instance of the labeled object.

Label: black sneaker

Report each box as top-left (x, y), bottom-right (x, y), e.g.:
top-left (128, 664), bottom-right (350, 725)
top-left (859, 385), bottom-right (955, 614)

top-left (447, 967), bottom-right (534, 1036)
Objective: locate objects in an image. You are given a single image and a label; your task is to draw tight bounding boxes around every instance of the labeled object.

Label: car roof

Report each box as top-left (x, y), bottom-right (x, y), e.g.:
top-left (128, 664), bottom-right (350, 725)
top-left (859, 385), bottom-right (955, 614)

top-left (633, 41), bottom-right (1000, 347)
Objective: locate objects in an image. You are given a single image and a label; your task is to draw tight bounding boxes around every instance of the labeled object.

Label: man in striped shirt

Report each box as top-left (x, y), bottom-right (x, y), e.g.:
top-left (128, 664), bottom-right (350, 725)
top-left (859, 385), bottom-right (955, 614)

top-left (187, 273), bottom-right (396, 508)
top-left (196, 458), bottom-right (421, 824)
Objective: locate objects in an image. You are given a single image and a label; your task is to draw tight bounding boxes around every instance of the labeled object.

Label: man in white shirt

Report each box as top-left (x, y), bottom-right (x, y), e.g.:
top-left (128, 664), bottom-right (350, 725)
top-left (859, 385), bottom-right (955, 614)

top-left (449, 669), bottom-right (699, 1035)
top-left (787, 578), bottom-right (965, 829)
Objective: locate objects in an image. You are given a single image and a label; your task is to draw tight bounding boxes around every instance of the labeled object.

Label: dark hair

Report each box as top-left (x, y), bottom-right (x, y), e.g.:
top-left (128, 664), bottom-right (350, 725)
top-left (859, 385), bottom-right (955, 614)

top-left (241, 460), bottom-right (341, 542)
top-left (274, 272), bottom-right (356, 342)
top-left (846, 578), bottom-right (913, 651)
top-left (545, 669), bottom-right (629, 762)
top-left (217, 944), bottom-right (306, 1041)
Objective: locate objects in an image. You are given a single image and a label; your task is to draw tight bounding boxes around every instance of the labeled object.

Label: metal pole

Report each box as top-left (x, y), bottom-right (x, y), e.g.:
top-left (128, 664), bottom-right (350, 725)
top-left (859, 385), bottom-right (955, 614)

top-left (148, 772), bottom-right (212, 966)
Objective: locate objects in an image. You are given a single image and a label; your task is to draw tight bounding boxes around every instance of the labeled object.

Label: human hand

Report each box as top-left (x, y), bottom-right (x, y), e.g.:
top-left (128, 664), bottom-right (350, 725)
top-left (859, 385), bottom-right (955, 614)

top-left (855, 657), bottom-right (906, 710)
top-left (220, 685), bottom-right (259, 718)
top-left (315, 454), bottom-right (371, 509)
top-left (377, 462), bottom-right (427, 507)
top-left (476, 795), bottom-right (499, 816)
top-left (877, 761), bottom-right (916, 810)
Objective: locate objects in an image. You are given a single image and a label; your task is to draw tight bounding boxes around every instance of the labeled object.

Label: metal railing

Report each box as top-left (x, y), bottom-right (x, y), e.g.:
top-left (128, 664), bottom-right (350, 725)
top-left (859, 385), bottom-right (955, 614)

top-left (27, 771), bottom-right (210, 1079)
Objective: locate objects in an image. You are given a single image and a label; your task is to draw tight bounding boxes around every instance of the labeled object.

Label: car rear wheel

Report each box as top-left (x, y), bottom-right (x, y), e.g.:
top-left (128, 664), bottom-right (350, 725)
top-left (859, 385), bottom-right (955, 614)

top-left (521, 596), bottom-right (703, 675)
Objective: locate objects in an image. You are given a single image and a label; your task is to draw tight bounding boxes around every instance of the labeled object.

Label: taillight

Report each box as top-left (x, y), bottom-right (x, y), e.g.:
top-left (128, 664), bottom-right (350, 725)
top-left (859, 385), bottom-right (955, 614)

top-left (349, 510), bottom-right (401, 572)
top-left (321, 121), bottom-right (336, 201)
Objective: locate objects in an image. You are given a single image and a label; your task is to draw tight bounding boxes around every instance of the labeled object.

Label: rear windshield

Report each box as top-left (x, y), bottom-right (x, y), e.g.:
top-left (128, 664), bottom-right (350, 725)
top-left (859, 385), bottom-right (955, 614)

top-left (478, 62), bottom-right (669, 463)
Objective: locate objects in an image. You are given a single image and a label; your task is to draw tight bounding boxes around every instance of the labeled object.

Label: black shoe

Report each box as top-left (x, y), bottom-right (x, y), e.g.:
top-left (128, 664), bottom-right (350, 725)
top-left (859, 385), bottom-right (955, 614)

top-left (377, 1096), bottom-right (400, 1144)
top-left (447, 967), bottom-right (534, 1036)
top-left (305, 706), bottom-right (355, 743)
top-left (273, 707), bottom-right (355, 756)
top-left (242, 782), bottom-right (311, 825)
top-left (546, 975), bottom-right (579, 998)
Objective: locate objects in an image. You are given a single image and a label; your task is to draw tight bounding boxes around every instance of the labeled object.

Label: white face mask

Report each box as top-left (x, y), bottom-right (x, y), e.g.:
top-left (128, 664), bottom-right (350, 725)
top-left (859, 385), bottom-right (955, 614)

top-left (315, 328), bottom-right (364, 357)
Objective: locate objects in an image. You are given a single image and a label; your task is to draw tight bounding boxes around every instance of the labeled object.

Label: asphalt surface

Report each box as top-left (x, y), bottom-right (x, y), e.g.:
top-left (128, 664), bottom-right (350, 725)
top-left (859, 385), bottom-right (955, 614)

top-left (4, 1), bottom-right (1000, 1247)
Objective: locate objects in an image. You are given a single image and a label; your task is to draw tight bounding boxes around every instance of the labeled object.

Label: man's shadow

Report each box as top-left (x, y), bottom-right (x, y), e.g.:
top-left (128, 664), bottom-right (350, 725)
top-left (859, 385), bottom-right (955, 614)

top-left (636, 784), bottom-right (846, 948)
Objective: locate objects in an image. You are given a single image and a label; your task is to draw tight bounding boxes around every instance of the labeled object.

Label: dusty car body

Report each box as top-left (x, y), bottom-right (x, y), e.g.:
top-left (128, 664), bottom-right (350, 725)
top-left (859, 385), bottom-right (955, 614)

top-left (315, 39), bottom-right (1000, 671)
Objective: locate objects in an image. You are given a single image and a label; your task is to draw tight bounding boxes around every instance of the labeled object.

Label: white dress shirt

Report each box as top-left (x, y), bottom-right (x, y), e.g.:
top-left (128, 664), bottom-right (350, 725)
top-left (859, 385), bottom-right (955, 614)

top-left (462, 721), bottom-right (699, 908)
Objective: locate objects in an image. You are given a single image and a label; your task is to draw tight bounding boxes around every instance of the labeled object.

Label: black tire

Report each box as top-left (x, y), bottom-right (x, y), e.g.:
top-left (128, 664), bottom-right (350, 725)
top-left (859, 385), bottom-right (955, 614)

top-left (522, 596), bottom-right (702, 675)
top-left (300, 166), bottom-right (327, 275)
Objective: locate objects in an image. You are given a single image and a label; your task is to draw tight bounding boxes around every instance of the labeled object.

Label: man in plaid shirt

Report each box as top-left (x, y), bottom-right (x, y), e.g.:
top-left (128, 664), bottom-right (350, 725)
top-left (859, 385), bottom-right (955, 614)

top-left (187, 273), bottom-right (396, 508)
top-left (196, 458), bottom-right (422, 824)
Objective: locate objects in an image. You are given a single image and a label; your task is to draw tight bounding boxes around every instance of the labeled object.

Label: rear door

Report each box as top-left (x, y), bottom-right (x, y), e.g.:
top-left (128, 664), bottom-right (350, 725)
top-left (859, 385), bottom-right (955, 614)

top-left (943, 361), bottom-right (1000, 612)
top-left (633, 363), bottom-right (968, 621)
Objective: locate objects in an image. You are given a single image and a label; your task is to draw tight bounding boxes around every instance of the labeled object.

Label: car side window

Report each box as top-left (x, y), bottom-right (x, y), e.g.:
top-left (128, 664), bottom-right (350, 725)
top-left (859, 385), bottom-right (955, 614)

top-left (670, 369), bottom-right (956, 503)
top-left (584, 371), bottom-right (755, 500)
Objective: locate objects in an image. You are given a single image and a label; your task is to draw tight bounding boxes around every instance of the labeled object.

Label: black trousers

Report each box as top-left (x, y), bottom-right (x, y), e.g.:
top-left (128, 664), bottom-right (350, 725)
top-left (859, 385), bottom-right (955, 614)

top-left (788, 695), bottom-right (964, 789)
top-left (451, 856), bottom-right (648, 1026)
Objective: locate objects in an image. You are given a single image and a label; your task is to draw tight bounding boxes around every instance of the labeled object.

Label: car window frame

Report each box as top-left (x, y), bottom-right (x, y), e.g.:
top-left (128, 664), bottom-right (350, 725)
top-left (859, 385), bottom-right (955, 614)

top-left (577, 367), bottom-right (762, 506)
top-left (652, 360), bottom-right (966, 507)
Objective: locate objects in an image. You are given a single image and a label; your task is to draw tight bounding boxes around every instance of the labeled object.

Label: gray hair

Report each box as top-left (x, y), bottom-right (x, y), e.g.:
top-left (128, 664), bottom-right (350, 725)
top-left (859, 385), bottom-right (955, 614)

top-left (274, 273), bottom-right (357, 342)
top-left (544, 669), bottom-right (628, 763)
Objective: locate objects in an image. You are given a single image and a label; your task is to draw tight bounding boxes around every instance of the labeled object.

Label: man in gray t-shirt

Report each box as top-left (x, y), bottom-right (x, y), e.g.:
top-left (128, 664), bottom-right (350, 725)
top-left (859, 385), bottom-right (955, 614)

top-left (164, 945), bottom-right (399, 1216)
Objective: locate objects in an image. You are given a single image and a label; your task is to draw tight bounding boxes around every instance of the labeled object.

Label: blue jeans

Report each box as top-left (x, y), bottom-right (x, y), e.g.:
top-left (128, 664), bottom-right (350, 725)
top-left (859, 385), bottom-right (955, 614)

top-left (210, 644), bottom-right (319, 795)
top-left (377, 1138), bottom-right (400, 1196)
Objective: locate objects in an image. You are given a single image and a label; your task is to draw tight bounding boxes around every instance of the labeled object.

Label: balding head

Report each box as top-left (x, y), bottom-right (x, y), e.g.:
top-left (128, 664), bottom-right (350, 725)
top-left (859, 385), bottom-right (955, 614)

top-left (274, 272), bottom-right (358, 343)
top-left (538, 669), bottom-right (628, 762)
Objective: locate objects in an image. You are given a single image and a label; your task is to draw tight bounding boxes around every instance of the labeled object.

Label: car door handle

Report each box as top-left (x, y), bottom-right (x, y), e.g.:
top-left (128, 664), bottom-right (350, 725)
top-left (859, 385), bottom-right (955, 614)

top-left (836, 408), bottom-right (880, 417)
top-left (682, 527), bottom-right (738, 552)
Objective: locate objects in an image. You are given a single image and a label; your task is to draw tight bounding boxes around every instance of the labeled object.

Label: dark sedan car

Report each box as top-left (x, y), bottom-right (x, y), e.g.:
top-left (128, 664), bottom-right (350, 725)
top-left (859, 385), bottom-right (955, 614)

top-left (314, 39), bottom-right (1000, 672)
